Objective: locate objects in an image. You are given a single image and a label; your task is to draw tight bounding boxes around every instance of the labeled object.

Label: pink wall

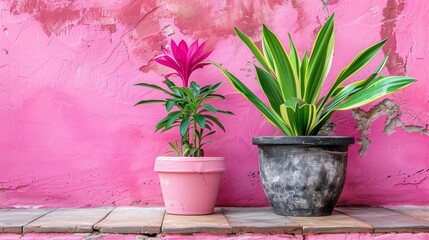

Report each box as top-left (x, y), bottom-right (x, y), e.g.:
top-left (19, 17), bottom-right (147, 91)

top-left (0, 0), bottom-right (428, 208)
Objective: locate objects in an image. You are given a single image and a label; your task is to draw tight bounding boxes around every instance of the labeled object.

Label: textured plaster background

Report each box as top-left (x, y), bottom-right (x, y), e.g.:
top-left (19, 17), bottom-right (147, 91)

top-left (0, 0), bottom-right (428, 208)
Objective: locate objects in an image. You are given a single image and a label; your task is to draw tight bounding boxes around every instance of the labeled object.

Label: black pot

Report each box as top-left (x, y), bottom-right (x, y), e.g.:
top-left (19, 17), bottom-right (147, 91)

top-left (253, 136), bottom-right (355, 217)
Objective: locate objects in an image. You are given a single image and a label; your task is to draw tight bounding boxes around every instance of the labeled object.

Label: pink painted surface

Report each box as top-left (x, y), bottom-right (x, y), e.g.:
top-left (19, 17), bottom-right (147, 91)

top-left (0, 0), bottom-right (428, 208)
top-left (161, 234), bottom-right (301, 240)
top-left (155, 156), bottom-right (225, 215)
top-left (2, 233), bottom-right (429, 240)
top-left (305, 233), bottom-right (429, 240)
top-left (0, 234), bottom-right (136, 240)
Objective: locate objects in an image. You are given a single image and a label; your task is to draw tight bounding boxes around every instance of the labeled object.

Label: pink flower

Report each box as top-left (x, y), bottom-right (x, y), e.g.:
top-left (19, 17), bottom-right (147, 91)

top-left (154, 39), bottom-right (213, 87)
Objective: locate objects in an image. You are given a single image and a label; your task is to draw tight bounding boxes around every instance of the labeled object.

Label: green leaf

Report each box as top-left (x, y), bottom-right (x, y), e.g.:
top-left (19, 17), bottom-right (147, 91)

top-left (335, 39), bottom-right (387, 90)
top-left (165, 100), bottom-right (175, 111)
top-left (279, 104), bottom-right (295, 134)
top-left (197, 149), bottom-right (204, 157)
top-left (164, 78), bottom-right (181, 96)
top-left (320, 38), bottom-right (388, 108)
top-left (200, 84), bottom-right (212, 93)
top-left (134, 100), bottom-right (165, 106)
top-left (206, 94), bottom-right (226, 100)
top-left (189, 148), bottom-right (198, 156)
top-left (262, 36), bottom-right (276, 73)
top-left (190, 81), bottom-right (201, 98)
top-left (202, 131), bottom-right (216, 140)
top-left (165, 112), bottom-right (182, 129)
top-left (323, 52), bottom-right (391, 114)
top-left (305, 14), bottom-right (335, 103)
top-left (173, 87), bottom-right (194, 100)
top-left (161, 124), bottom-right (179, 133)
top-left (134, 83), bottom-right (177, 97)
top-left (334, 76), bottom-right (416, 110)
top-left (214, 63), bottom-right (292, 135)
top-left (262, 24), bottom-right (299, 99)
top-left (182, 143), bottom-right (190, 156)
top-left (186, 103), bottom-right (197, 112)
top-left (199, 82), bottom-right (223, 99)
top-left (203, 104), bottom-right (217, 113)
top-left (234, 28), bottom-right (271, 72)
top-left (168, 141), bottom-right (179, 156)
top-left (288, 33), bottom-right (300, 78)
top-left (217, 110), bottom-right (234, 115)
top-left (280, 102), bottom-right (317, 135)
top-left (200, 140), bottom-right (213, 148)
top-left (298, 103), bottom-right (317, 135)
top-left (204, 115), bottom-right (225, 132)
top-left (300, 52), bottom-right (308, 97)
top-left (310, 111), bottom-right (334, 135)
top-left (255, 65), bottom-right (283, 115)
top-left (194, 114), bottom-right (206, 129)
top-left (180, 118), bottom-right (191, 137)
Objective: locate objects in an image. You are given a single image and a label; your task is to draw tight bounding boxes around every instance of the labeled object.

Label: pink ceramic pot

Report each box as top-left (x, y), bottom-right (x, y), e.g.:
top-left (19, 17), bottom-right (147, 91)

top-left (154, 156), bottom-right (225, 215)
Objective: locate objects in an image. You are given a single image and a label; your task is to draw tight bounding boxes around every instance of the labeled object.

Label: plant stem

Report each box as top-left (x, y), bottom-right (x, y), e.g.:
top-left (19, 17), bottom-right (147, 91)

top-left (193, 114), bottom-right (197, 156)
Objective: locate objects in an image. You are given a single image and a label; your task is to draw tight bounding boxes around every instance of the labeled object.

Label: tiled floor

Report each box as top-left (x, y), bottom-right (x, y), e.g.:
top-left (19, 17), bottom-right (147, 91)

top-left (1, 207), bottom-right (429, 235)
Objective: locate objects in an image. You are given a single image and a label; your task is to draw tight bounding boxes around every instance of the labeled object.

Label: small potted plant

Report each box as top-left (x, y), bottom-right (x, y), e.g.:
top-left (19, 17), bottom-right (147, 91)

top-left (216, 14), bottom-right (415, 216)
top-left (135, 39), bottom-right (232, 215)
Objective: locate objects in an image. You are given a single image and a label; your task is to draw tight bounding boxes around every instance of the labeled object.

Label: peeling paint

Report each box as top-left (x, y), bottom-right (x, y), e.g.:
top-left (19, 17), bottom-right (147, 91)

top-left (352, 99), bottom-right (428, 156)
top-left (9, 0), bottom-right (166, 62)
top-left (352, 99), bottom-right (401, 156)
top-left (384, 117), bottom-right (428, 135)
top-left (318, 119), bottom-right (335, 136)
top-left (168, 0), bottom-right (284, 40)
top-left (291, 0), bottom-right (307, 33)
top-left (380, 0), bottom-right (406, 75)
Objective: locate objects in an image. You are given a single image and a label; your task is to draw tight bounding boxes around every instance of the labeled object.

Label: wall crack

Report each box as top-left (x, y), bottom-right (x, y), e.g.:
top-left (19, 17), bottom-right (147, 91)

top-left (352, 99), bottom-right (428, 156)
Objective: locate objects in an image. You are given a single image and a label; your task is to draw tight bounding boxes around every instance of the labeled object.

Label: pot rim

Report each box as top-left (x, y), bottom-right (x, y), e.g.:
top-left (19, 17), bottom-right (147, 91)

top-left (155, 156), bottom-right (226, 173)
top-left (252, 136), bottom-right (355, 146)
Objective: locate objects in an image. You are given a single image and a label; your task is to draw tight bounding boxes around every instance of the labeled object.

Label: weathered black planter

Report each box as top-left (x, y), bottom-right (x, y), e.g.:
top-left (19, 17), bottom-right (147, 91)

top-left (253, 136), bottom-right (355, 217)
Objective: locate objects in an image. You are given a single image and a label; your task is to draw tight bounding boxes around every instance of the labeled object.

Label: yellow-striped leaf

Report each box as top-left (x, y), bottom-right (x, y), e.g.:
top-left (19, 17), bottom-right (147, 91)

top-left (334, 76), bottom-right (416, 110)
top-left (262, 25), bottom-right (299, 100)
top-left (305, 14), bottom-right (335, 103)
top-left (215, 63), bottom-right (293, 135)
top-left (255, 65), bottom-right (283, 115)
top-left (234, 27), bottom-right (271, 72)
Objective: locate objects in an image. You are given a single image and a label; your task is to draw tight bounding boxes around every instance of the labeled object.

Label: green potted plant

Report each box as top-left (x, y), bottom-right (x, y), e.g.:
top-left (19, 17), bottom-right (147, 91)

top-left (216, 14), bottom-right (416, 216)
top-left (135, 39), bottom-right (232, 215)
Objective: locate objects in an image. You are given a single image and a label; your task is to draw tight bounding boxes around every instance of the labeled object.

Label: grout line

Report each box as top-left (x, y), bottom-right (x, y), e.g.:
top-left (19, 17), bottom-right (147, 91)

top-left (21, 208), bottom-right (56, 234)
top-left (218, 207), bottom-right (233, 234)
top-left (91, 206), bottom-right (116, 233)
top-left (334, 209), bottom-right (375, 233)
top-left (219, 207), bottom-right (234, 234)
top-left (159, 208), bottom-right (167, 234)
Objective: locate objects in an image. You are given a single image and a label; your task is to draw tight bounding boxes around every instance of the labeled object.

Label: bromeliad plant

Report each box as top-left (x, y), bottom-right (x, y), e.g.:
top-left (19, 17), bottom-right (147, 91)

top-left (135, 39), bottom-right (232, 157)
top-left (216, 14), bottom-right (416, 136)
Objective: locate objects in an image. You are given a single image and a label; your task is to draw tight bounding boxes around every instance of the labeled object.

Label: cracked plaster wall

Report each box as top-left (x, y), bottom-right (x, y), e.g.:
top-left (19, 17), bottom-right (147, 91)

top-left (0, 0), bottom-right (428, 208)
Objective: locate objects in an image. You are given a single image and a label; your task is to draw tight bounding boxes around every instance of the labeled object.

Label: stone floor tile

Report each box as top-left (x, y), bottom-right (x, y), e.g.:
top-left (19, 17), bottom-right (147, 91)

top-left (336, 207), bottom-right (429, 233)
top-left (288, 211), bottom-right (373, 234)
top-left (389, 206), bottom-right (429, 222)
top-left (23, 207), bottom-right (113, 233)
top-left (0, 209), bottom-right (52, 233)
top-left (94, 207), bottom-right (165, 234)
top-left (162, 208), bottom-right (231, 234)
top-left (221, 207), bottom-right (302, 234)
